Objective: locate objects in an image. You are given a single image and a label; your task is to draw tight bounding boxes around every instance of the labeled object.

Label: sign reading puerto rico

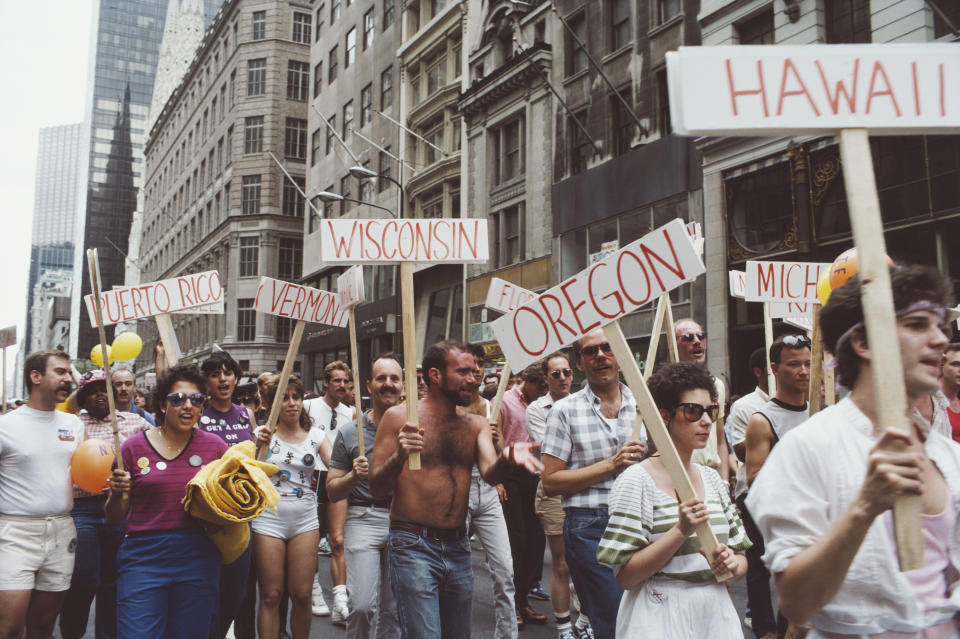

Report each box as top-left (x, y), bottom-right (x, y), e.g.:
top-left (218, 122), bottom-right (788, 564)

top-left (485, 278), bottom-right (536, 314)
top-left (320, 218), bottom-right (489, 263)
top-left (666, 44), bottom-right (960, 136)
top-left (336, 266), bottom-right (365, 309)
top-left (492, 219), bottom-right (704, 370)
top-left (84, 271), bottom-right (223, 327)
top-left (253, 277), bottom-right (348, 327)
top-left (744, 261), bottom-right (831, 304)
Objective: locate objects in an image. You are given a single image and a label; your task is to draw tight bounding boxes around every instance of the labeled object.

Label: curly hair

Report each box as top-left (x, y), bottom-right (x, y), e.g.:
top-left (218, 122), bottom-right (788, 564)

top-left (151, 363), bottom-right (207, 423)
top-left (200, 351), bottom-right (243, 379)
top-left (263, 375), bottom-right (312, 431)
top-left (648, 362), bottom-right (717, 415)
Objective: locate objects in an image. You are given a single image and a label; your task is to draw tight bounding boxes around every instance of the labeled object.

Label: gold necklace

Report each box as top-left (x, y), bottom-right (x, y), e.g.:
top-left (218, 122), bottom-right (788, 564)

top-left (156, 427), bottom-right (188, 455)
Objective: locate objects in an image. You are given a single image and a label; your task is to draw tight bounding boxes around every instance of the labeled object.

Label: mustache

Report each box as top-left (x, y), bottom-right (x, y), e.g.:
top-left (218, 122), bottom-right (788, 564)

top-left (57, 383), bottom-right (73, 393)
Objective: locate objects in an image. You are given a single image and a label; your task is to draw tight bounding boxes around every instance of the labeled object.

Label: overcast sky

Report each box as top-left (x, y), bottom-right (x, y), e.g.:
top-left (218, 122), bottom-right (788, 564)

top-left (0, 1), bottom-right (94, 394)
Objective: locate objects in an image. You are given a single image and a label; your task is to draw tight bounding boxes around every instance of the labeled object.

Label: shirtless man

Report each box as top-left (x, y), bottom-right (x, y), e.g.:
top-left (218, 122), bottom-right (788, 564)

top-left (369, 340), bottom-right (541, 638)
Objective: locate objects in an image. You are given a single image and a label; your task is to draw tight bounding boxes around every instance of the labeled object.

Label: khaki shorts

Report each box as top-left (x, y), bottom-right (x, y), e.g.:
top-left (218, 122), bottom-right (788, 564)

top-left (535, 480), bottom-right (565, 537)
top-left (0, 514), bottom-right (76, 591)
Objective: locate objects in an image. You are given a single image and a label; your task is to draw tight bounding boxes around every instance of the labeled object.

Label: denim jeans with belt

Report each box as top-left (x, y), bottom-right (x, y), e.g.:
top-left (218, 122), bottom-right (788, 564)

top-left (387, 528), bottom-right (473, 639)
top-left (60, 496), bottom-right (123, 639)
top-left (562, 507), bottom-right (623, 639)
top-left (345, 505), bottom-right (399, 639)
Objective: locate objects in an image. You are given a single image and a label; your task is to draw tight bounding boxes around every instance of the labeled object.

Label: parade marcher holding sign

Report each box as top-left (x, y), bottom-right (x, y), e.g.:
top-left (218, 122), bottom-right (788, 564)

top-left (540, 328), bottom-right (648, 639)
top-left (0, 350), bottom-right (84, 639)
top-left (326, 354), bottom-right (402, 639)
top-left (598, 362), bottom-right (749, 638)
top-left (369, 340), bottom-right (542, 638)
top-left (937, 345), bottom-right (960, 443)
top-left (747, 265), bottom-right (960, 636)
top-left (106, 364), bottom-right (228, 639)
top-left (112, 367), bottom-right (156, 426)
top-left (251, 375), bottom-right (330, 639)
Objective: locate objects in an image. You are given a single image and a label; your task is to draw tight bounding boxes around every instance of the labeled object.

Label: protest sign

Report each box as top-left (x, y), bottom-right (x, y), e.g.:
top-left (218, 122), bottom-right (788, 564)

top-left (85, 250), bottom-right (123, 473)
top-left (643, 294), bottom-right (679, 381)
top-left (0, 325), bottom-right (13, 412)
top-left (337, 266), bottom-right (366, 456)
top-left (743, 261), bottom-right (831, 304)
top-left (666, 44), bottom-right (960, 136)
top-left (320, 218), bottom-right (489, 263)
top-left (729, 270), bottom-right (746, 299)
top-left (84, 271), bottom-right (223, 327)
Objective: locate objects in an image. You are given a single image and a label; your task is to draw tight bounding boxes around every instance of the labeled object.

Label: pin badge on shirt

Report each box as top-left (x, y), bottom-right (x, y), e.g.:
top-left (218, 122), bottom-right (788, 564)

top-left (137, 457), bottom-right (149, 469)
top-left (141, 466), bottom-right (151, 476)
top-left (302, 453), bottom-right (315, 466)
top-left (156, 461), bottom-right (168, 471)
top-left (201, 416), bottom-right (211, 424)
top-left (189, 455), bottom-right (202, 467)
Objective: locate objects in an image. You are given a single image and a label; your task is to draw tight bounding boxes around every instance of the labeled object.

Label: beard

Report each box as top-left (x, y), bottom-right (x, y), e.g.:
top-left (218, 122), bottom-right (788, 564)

top-left (437, 373), bottom-right (475, 407)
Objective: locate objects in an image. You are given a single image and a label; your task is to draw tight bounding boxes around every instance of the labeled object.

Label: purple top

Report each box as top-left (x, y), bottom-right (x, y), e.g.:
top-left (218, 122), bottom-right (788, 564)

top-left (200, 403), bottom-right (253, 444)
top-left (120, 430), bottom-right (228, 533)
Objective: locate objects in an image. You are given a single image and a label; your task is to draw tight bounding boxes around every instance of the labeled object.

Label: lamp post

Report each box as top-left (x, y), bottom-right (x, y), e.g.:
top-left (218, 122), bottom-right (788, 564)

top-left (313, 190), bottom-right (397, 218)
top-left (348, 166), bottom-right (405, 220)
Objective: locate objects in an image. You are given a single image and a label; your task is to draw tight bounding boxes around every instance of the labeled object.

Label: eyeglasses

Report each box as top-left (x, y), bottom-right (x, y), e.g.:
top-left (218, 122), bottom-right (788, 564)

top-left (166, 392), bottom-right (207, 407)
top-left (781, 334), bottom-right (811, 348)
top-left (550, 368), bottom-right (573, 379)
top-left (581, 343), bottom-right (613, 358)
top-left (677, 402), bottom-right (719, 422)
top-left (237, 395), bottom-right (260, 407)
top-left (678, 332), bottom-right (706, 343)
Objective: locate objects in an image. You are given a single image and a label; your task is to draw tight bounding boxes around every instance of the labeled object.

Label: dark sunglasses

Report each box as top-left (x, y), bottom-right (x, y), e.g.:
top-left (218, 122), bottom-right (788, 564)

top-left (677, 402), bottom-right (719, 422)
top-left (781, 334), bottom-right (811, 347)
top-left (166, 392), bottom-right (207, 407)
top-left (236, 395), bottom-right (260, 406)
top-left (678, 332), bottom-right (706, 343)
top-left (550, 368), bottom-right (573, 379)
top-left (581, 343), bottom-right (613, 358)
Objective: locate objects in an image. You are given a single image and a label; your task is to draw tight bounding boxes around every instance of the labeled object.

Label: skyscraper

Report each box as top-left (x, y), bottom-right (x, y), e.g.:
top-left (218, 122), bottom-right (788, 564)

top-left (71, 0), bottom-right (222, 358)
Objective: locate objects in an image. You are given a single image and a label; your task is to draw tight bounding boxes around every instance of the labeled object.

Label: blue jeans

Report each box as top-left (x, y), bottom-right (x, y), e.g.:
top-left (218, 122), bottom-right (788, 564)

top-left (60, 497), bottom-right (123, 639)
top-left (117, 528), bottom-right (220, 639)
top-left (387, 529), bottom-right (473, 639)
top-left (562, 508), bottom-right (623, 639)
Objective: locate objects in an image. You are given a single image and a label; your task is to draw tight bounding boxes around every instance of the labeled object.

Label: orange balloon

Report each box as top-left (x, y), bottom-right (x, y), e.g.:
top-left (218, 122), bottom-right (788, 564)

top-left (829, 248), bottom-right (893, 290)
top-left (71, 439), bottom-right (115, 493)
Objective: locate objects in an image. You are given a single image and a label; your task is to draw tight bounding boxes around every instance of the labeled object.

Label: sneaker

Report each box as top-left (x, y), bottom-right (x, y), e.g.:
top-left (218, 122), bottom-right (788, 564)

top-left (574, 623), bottom-right (595, 639)
top-left (528, 583), bottom-right (549, 601)
top-left (317, 537), bottom-right (332, 556)
top-left (743, 615), bottom-right (752, 629)
top-left (311, 579), bottom-right (330, 617)
top-left (331, 594), bottom-right (349, 625)
top-left (558, 631), bottom-right (577, 639)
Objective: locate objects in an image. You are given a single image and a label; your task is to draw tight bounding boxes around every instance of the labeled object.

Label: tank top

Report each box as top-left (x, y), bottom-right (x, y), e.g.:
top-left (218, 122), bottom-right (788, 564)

top-left (756, 398), bottom-right (809, 443)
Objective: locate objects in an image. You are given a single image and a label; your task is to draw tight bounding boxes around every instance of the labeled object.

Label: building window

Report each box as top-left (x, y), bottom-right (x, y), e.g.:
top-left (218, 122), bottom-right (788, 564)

top-left (737, 7), bottom-right (774, 44)
top-left (220, 85), bottom-right (226, 119)
top-left (727, 162), bottom-right (793, 253)
top-left (492, 204), bottom-right (523, 268)
top-left (383, 0), bottom-right (395, 30)
top-left (381, 67), bottom-right (393, 110)
top-left (492, 116), bottom-right (524, 186)
top-left (421, 187), bottom-right (443, 218)
top-left (654, 0), bottom-right (681, 26)
top-left (313, 62), bottom-right (323, 98)
top-left (825, 0), bottom-right (870, 43)
top-left (565, 12), bottom-right (587, 76)
top-left (316, 4), bottom-right (325, 41)
top-left (340, 175), bottom-right (352, 215)
top-left (656, 69), bottom-right (671, 136)
top-left (284, 118), bottom-right (308, 160)
top-left (378, 148), bottom-right (392, 193)
top-left (331, 0), bottom-right (340, 23)
top-left (311, 129), bottom-right (321, 166)
top-left (244, 116), bottom-right (264, 154)
top-left (292, 11), bottom-right (312, 44)
top-left (329, 46), bottom-right (338, 82)
top-left (326, 115), bottom-right (336, 154)
top-left (345, 27), bottom-right (357, 68)
top-left (343, 100), bottom-right (354, 141)
top-left (276, 317), bottom-right (293, 342)
top-left (323, 184), bottom-right (336, 217)
top-left (282, 177), bottom-right (305, 217)
top-left (241, 175), bottom-right (261, 214)
top-left (361, 84), bottom-right (373, 126)
top-left (568, 110), bottom-right (591, 175)
top-left (225, 126), bottom-right (233, 164)
top-left (935, 3), bottom-right (960, 38)
top-left (610, 92), bottom-right (637, 156)
top-left (430, 0), bottom-right (446, 18)
top-left (423, 121), bottom-right (443, 165)
top-left (287, 60), bottom-right (310, 101)
top-left (237, 298), bottom-right (256, 341)
top-left (229, 71), bottom-right (236, 106)
top-left (363, 9), bottom-right (375, 49)
top-left (239, 237), bottom-right (259, 276)
top-left (247, 58), bottom-right (266, 96)
top-left (426, 54), bottom-right (445, 96)
top-left (609, 0), bottom-right (630, 51)
top-left (358, 160), bottom-right (373, 202)
top-left (252, 11), bottom-right (266, 40)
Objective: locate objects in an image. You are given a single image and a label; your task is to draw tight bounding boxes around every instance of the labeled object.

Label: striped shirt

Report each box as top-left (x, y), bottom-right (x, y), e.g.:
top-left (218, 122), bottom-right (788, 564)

top-left (75, 410), bottom-right (150, 498)
top-left (541, 383), bottom-right (643, 508)
top-left (598, 463), bottom-right (751, 583)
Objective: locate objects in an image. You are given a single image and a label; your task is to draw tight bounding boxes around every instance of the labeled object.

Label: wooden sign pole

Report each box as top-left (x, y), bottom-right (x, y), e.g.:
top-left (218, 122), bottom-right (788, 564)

top-left (347, 307), bottom-right (364, 457)
top-left (86, 250), bottom-right (124, 473)
top-left (664, 295), bottom-right (679, 363)
top-left (400, 262), bottom-right (421, 470)
top-left (2, 347), bottom-right (6, 413)
top-left (154, 313), bottom-right (180, 371)
top-left (488, 364), bottom-right (511, 446)
top-left (809, 305), bottom-right (824, 414)
top-left (643, 293), bottom-right (679, 381)
top-left (763, 302), bottom-right (777, 395)
top-left (256, 320), bottom-right (306, 461)
top-left (605, 321), bottom-right (732, 582)
top-left (824, 363), bottom-right (836, 406)
top-left (839, 128), bottom-right (922, 571)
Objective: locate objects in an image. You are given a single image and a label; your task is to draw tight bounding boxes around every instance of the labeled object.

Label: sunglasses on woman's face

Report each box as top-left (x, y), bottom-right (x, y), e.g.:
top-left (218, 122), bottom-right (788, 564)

top-left (677, 402), bottom-right (719, 422)
top-left (550, 368), bottom-right (573, 379)
top-left (166, 392), bottom-right (207, 407)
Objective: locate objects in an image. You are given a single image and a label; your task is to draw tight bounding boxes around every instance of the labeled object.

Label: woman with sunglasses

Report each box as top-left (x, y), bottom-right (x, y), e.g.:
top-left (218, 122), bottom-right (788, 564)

top-left (597, 362), bottom-right (750, 638)
top-left (251, 375), bottom-right (331, 639)
top-left (105, 364), bottom-right (229, 639)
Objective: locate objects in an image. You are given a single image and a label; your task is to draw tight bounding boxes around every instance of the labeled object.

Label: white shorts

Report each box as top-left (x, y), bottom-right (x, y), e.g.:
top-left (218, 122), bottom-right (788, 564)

top-left (616, 574), bottom-right (743, 638)
top-left (251, 495), bottom-right (319, 540)
top-left (0, 514), bottom-right (76, 591)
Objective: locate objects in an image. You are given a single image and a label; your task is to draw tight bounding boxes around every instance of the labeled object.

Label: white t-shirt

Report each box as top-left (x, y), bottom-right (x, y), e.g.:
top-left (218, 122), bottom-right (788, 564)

top-left (726, 386), bottom-right (770, 498)
top-left (0, 406), bottom-right (85, 516)
top-left (304, 397), bottom-right (355, 445)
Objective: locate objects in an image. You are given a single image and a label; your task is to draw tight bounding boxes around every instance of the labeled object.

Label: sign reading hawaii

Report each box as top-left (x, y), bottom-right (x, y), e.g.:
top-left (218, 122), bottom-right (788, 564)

top-left (84, 271), bottom-right (223, 327)
top-left (320, 218), bottom-right (489, 263)
top-left (492, 219), bottom-right (704, 370)
top-left (666, 44), bottom-right (960, 136)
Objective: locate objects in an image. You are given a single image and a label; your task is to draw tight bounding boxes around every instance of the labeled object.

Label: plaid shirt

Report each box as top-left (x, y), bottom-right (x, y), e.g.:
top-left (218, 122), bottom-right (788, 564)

top-left (541, 383), bottom-right (642, 509)
top-left (75, 411), bottom-right (151, 499)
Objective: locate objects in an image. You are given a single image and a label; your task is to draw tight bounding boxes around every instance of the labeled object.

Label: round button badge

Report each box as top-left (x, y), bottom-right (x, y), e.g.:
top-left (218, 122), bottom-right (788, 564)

top-left (189, 455), bottom-right (202, 467)
top-left (156, 461), bottom-right (168, 471)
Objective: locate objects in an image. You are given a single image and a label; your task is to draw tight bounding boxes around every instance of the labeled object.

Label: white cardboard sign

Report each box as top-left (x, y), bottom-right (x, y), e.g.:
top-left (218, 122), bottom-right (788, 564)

top-left (769, 301), bottom-right (814, 319)
top-left (729, 270), bottom-right (746, 299)
top-left (491, 219), bottom-right (705, 370)
top-left (0, 325), bottom-right (16, 348)
top-left (84, 271), bottom-right (223, 327)
top-left (253, 277), bottom-right (349, 327)
top-left (666, 44), bottom-right (960, 136)
top-left (336, 266), bottom-right (365, 309)
top-left (744, 261), bottom-right (831, 304)
top-left (320, 218), bottom-right (489, 263)
top-left (485, 278), bottom-right (536, 314)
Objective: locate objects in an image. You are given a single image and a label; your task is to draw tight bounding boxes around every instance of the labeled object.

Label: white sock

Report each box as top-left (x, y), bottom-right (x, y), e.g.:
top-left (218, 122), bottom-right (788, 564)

top-left (576, 614), bottom-right (590, 629)
top-left (333, 584), bottom-right (348, 600)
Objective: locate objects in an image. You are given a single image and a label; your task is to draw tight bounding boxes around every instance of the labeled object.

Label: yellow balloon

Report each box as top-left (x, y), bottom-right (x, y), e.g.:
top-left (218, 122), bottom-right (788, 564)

top-left (816, 268), bottom-right (833, 306)
top-left (112, 332), bottom-right (143, 361)
top-left (90, 344), bottom-right (113, 367)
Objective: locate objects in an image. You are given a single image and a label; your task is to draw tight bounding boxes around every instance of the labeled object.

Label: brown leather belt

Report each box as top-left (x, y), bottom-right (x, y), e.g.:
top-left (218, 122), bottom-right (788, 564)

top-left (389, 520), bottom-right (466, 541)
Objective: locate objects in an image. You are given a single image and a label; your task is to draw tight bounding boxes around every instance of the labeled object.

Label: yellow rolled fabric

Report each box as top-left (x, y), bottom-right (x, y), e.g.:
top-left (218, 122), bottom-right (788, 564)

top-left (183, 440), bottom-right (280, 563)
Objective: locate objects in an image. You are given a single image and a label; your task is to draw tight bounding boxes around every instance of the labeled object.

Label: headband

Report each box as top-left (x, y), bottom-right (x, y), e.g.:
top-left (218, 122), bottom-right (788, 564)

top-left (826, 300), bottom-right (948, 369)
